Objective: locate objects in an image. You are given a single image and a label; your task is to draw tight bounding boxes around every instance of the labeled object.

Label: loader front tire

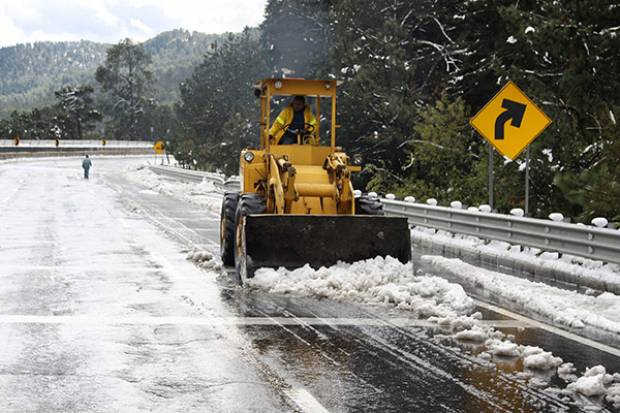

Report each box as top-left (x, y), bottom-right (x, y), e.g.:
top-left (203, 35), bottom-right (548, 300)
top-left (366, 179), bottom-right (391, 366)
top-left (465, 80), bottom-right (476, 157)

top-left (234, 194), bottom-right (266, 285)
top-left (355, 195), bottom-right (384, 216)
top-left (220, 192), bottom-right (239, 266)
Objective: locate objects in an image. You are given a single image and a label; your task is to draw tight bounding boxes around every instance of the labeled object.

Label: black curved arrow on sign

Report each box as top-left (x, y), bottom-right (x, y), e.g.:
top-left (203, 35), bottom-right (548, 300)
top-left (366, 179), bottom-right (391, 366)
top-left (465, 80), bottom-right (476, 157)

top-left (495, 99), bottom-right (527, 140)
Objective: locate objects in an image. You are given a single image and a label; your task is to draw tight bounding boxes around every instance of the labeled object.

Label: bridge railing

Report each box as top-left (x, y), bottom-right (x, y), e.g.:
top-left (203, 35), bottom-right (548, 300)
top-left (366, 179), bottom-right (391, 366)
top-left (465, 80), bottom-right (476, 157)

top-left (383, 199), bottom-right (620, 265)
top-left (0, 139), bottom-right (152, 148)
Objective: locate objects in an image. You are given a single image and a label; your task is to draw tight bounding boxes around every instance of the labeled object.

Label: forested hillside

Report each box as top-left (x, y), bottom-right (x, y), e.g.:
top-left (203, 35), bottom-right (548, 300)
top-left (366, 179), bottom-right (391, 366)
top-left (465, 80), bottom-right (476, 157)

top-left (0, 0), bottom-right (618, 223)
top-left (0, 29), bottom-right (228, 118)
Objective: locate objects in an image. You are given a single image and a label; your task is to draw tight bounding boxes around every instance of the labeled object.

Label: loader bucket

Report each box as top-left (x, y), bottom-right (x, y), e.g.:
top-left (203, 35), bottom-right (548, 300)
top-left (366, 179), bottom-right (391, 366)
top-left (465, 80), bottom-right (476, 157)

top-left (239, 215), bottom-right (411, 279)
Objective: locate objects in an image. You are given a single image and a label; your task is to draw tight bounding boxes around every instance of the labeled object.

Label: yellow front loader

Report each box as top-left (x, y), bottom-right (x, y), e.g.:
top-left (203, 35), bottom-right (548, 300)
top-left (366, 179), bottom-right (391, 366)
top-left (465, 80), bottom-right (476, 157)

top-left (220, 78), bottom-right (411, 283)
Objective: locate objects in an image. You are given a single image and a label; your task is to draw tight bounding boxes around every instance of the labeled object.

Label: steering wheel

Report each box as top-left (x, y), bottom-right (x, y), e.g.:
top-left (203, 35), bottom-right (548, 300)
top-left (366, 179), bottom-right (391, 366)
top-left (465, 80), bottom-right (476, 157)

top-left (282, 123), bottom-right (317, 144)
top-left (301, 123), bottom-right (317, 144)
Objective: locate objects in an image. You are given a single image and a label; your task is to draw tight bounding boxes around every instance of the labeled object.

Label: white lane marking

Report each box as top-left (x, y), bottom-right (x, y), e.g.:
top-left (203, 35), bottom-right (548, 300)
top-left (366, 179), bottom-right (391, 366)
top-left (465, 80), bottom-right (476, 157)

top-left (473, 298), bottom-right (620, 357)
top-left (285, 388), bottom-right (330, 413)
top-left (0, 265), bottom-right (164, 273)
top-left (0, 314), bottom-right (529, 328)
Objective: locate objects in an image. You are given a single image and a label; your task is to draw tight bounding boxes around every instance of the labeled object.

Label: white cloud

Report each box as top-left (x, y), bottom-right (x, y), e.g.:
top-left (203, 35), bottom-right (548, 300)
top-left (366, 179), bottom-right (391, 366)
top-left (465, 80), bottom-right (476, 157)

top-left (135, 0), bottom-right (266, 33)
top-left (130, 18), bottom-right (154, 36)
top-left (0, 0), bottom-right (267, 47)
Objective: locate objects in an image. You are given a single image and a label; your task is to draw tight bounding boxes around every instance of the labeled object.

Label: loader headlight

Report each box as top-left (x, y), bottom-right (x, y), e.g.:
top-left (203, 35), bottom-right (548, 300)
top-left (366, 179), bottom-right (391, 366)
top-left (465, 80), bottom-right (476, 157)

top-left (274, 80), bottom-right (283, 89)
top-left (243, 152), bottom-right (255, 163)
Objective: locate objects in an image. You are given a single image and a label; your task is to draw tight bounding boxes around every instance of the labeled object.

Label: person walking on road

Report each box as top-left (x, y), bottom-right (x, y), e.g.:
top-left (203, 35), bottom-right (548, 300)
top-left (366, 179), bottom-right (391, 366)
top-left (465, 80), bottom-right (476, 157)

top-left (82, 155), bottom-right (92, 179)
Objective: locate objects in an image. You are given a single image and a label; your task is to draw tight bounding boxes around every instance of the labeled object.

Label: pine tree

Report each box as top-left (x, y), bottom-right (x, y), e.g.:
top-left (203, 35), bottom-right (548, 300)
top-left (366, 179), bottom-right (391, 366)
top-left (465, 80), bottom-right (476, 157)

top-left (95, 39), bottom-right (154, 140)
top-left (331, 0), bottom-right (468, 191)
top-left (260, 0), bottom-right (332, 77)
top-left (174, 29), bottom-right (266, 173)
top-left (54, 85), bottom-right (101, 140)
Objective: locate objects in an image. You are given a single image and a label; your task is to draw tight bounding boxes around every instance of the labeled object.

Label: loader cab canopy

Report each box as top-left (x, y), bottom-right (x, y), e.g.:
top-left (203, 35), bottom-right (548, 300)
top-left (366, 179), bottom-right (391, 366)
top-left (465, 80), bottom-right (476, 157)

top-left (254, 78), bottom-right (343, 152)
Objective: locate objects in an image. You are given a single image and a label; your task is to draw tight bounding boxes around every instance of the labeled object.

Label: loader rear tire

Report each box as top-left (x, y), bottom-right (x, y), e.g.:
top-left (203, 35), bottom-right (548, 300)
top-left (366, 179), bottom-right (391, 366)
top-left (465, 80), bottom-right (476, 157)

top-left (356, 195), bottom-right (384, 216)
top-left (234, 194), bottom-right (266, 285)
top-left (220, 192), bottom-right (239, 266)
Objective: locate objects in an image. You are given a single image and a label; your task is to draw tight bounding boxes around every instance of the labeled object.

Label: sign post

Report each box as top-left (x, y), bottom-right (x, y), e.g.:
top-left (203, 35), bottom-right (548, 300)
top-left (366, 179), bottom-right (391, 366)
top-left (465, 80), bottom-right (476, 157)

top-left (525, 146), bottom-right (531, 216)
top-left (470, 81), bottom-right (551, 212)
top-left (488, 142), bottom-right (494, 209)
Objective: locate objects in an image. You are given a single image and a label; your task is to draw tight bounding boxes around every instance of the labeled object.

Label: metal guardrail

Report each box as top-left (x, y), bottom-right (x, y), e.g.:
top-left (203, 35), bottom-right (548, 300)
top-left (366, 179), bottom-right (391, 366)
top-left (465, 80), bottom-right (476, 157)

top-left (0, 139), bottom-right (152, 148)
top-left (382, 199), bottom-right (620, 265)
top-left (145, 165), bottom-right (620, 265)
top-left (148, 165), bottom-right (240, 191)
top-left (0, 147), bottom-right (151, 160)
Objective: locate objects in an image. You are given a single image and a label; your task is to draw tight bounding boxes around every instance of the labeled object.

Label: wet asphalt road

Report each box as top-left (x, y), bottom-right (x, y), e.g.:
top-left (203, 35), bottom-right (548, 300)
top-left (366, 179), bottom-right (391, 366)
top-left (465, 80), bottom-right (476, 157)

top-left (1, 157), bottom-right (620, 412)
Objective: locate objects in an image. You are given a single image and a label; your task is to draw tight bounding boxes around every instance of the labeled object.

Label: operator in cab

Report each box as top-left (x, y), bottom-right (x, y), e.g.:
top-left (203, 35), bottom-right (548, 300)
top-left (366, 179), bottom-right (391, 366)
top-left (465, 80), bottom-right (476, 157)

top-left (269, 95), bottom-right (318, 145)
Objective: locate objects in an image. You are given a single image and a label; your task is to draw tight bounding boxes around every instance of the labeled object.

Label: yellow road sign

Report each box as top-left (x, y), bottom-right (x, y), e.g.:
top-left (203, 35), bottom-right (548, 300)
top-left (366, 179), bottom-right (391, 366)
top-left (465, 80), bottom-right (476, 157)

top-left (153, 140), bottom-right (166, 154)
top-left (470, 81), bottom-right (551, 160)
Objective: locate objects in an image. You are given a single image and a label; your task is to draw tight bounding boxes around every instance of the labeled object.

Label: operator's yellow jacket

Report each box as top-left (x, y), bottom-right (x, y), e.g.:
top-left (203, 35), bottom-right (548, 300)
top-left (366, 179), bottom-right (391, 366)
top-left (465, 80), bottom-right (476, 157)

top-left (269, 105), bottom-right (318, 144)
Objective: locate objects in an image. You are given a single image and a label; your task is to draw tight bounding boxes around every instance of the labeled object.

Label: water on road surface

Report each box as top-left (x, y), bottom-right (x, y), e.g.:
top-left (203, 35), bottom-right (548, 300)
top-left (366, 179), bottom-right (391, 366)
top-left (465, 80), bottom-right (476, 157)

top-left (0, 157), bottom-right (617, 412)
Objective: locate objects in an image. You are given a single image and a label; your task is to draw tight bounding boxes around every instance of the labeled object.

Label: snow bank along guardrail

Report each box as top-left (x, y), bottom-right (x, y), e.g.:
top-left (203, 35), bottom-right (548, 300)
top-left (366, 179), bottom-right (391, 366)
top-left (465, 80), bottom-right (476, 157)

top-left (148, 165), bottom-right (240, 191)
top-left (381, 199), bottom-right (620, 266)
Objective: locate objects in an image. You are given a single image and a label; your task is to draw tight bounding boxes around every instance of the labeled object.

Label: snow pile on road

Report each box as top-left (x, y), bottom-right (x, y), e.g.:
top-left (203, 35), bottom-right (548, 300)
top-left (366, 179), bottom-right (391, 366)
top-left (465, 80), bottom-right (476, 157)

top-left (186, 248), bottom-right (221, 271)
top-left (487, 340), bottom-right (520, 357)
top-left (608, 383), bottom-right (620, 408)
top-left (542, 364), bottom-right (620, 409)
top-left (251, 255), bottom-right (570, 372)
top-left (443, 323), bottom-right (564, 370)
top-left (557, 362), bottom-right (578, 380)
top-left (453, 325), bottom-right (488, 343)
top-left (423, 255), bottom-right (620, 334)
top-left (422, 254), bottom-right (620, 408)
top-left (250, 254), bottom-right (620, 407)
top-left (556, 364), bottom-right (620, 407)
top-left (522, 347), bottom-right (563, 370)
top-left (432, 313), bottom-right (481, 332)
top-left (568, 365), bottom-right (613, 397)
top-left (249, 256), bottom-right (475, 318)
top-left (126, 166), bottom-right (223, 213)
top-left (412, 227), bottom-right (620, 289)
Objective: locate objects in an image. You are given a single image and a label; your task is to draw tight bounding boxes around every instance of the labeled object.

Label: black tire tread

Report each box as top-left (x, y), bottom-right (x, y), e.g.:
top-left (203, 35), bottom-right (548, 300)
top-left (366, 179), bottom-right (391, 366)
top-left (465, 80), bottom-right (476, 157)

top-left (220, 192), bottom-right (239, 266)
top-left (234, 193), bottom-right (266, 284)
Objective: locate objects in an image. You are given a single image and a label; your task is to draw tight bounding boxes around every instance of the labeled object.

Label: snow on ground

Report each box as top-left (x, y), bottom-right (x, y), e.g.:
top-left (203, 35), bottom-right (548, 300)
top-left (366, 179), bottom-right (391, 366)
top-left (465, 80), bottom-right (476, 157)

top-left (111, 163), bottom-right (620, 408)
top-left (246, 254), bottom-right (620, 408)
top-left (125, 165), bottom-right (223, 213)
top-left (249, 256), bottom-right (474, 318)
top-left (547, 364), bottom-right (620, 409)
top-left (423, 255), bottom-right (620, 334)
top-left (186, 248), bottom-right (222, 272)
top-left (0, 158), bottom-right (291, 412)
top-left (412, 227), bottom-right (620, 290)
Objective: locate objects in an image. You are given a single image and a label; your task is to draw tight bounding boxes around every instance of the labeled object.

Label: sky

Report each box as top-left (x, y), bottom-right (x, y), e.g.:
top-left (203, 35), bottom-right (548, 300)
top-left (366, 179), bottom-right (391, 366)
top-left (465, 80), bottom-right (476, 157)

top-left (0, 0), bottom-right (268, 47)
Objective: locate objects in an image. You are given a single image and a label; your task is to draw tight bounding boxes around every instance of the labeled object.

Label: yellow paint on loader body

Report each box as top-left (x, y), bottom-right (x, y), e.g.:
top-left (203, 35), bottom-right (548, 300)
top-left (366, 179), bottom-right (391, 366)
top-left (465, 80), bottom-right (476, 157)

top-left (225, 78), bottom-right (411, 282)
top-left (242, 79), bottom-right (357, 215)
